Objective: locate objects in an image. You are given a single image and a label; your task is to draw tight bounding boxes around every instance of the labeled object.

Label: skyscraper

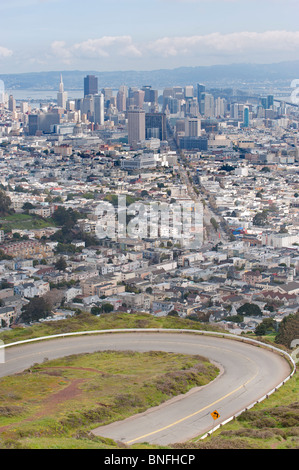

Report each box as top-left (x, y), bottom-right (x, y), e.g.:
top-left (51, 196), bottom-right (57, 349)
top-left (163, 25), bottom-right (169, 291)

top-left (127, 109), bottom-right (145, 148)
top-left (204, 94), bottom-right (215, 118)
top-left (267, 95), bottom-right (274, 109)
top-left (215, 97), bottom-right (226, 118)
top-left (185, 117), bottom-right (201, 137)
top-left (184, 86), bottom-right (194, 99)
top-left (116, 89), bottom-right (126, 112)
top-left (8, 95), bottom-right (16, 113)
top-left (142, 86), bottom-right (158, 104)
top-left (84, 75), bottom-right (98, 97)
top-left (94, 93), bottom-right (105, 125)
top-left (57, 75), bottom-right (68, 109)
top-left (145, 113), bottom-right (166, 140)
top-left (243, 106), bottom-right (250, 128)
top-left (197, 84), bottom-right (206, 116)
top-left (28, 114), bottom-right (39, 135)
top-left (132, 89), bottom-right (145, 109)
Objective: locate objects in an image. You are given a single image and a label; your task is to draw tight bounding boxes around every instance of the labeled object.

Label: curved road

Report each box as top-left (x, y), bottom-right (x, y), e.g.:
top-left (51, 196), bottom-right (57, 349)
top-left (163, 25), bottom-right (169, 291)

top-left (0, 331), bottom-right (292, 445)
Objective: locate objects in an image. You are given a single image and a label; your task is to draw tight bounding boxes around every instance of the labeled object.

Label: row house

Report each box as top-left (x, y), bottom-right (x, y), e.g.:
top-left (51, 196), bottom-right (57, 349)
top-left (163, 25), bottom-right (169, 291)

top-left (0, 240), bottom-right (53, 260)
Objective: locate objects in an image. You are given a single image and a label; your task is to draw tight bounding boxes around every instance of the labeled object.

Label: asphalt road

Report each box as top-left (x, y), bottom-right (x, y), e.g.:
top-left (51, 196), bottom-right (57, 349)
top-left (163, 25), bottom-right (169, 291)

top-left (0, 331), bottom-right (292, 445)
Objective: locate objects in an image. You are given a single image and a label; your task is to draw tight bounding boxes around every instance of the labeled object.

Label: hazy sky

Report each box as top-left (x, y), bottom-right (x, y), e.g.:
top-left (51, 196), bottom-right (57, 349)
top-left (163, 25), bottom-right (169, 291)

top-left (1, 0), bottom-right (299, 73)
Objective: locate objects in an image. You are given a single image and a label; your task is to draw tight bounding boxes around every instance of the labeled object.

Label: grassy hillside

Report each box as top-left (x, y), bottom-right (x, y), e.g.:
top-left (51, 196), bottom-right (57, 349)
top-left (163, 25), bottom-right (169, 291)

top-left (0, 350), bottom-right (219, 449)
top-left (0, 213), bottom-right (56, 233)
top-left (0, 311), bottom-right (226, 345)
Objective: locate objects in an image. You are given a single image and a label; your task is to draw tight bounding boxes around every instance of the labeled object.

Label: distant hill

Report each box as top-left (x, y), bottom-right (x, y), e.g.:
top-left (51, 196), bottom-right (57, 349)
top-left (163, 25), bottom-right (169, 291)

top-left (1, 60), bottom-right (299, 91)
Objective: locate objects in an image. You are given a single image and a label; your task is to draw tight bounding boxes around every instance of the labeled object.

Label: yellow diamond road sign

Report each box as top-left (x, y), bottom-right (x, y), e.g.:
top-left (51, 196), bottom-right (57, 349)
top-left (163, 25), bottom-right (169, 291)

top-left (211, 410), bottom-right (220, 420)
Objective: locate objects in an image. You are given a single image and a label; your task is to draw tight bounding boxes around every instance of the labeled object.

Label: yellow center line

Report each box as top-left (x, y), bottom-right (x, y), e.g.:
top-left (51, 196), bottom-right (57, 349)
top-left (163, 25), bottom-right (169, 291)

top-left (125, 368), bottom-right (259, 445)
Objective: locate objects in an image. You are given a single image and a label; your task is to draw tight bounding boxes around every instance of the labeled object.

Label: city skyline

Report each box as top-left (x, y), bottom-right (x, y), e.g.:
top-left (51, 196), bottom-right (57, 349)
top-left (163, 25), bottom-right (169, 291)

top-left (1, 0), bottom-right (299, 73)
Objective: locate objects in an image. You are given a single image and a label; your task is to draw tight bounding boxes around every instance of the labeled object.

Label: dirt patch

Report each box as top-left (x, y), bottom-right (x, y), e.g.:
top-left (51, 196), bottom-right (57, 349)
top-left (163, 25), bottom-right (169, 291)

top-left (0, 376), bottom-right (88, 433)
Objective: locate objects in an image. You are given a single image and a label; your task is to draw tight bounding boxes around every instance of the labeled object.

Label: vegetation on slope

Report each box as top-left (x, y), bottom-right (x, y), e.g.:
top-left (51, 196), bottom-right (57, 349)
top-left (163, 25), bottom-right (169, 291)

top-left (0, 350), bottom-right (219, 449)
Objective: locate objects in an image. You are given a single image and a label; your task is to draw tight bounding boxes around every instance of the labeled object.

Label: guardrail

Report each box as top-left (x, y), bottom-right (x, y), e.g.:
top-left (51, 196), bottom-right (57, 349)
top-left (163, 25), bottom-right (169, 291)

top-left (0, 328), bottom-right (296, 441)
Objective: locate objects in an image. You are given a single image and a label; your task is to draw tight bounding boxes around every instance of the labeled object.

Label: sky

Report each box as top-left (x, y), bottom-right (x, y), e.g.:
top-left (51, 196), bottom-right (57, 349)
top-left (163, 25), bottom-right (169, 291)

top-left (1, 0), bottom-right (299, 73)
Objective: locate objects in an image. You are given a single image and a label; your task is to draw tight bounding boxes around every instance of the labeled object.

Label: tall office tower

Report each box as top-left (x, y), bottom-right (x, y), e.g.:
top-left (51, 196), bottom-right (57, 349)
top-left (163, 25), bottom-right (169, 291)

top-left (184, 86), bottom-right (194, 99)
top-left (173, 87), bottom-right (184, 99)
top-left (8, 95), bottom-right (16, 113)
top-left (127, 109), bottom-right (145, 148)
top-left (145, 112), bottom-right (166, 140)
top-left (215, 97), bottom-right (226, 118)
top-left (84, 75), bottom-right (98, 97)
top-left (132, 89), bottom-right (145, 109)
top-left (102, 88), bottom-right (113, 101)
top-left (186, 98), bottom-right (199, 116)
top-left (94, 93), bottom-right (105, 125)
top-left (82, 95), bottom-right (94, 120)
top-left (28, 114), bottom-right (39, 135)
top-left (142, 86), bottom-right (158, 104)
top-left (261, 97), bottom-right (267, 109)
top-left (20, 102), bottom-right (29, 114)
top-left (185, 117), bottom-right (201, 137)
top-left (230, 103), bottom-right (242, 120)
top-left (0, 80), bottom-right (4, 105)
top-left (163, 96), bottom-right (179, 114)
top-left (117, 90), bottom-right (126, 112)
top-left (57, 75), bottom-right (68, 109)
top-left (163, 88), bottom-right (174, 99)
top-left (267, 95), bottom-right (274, 109)
top-left (243, 106), bottom-right (250, 128)
top-left (67, 100), bottom-right (75, 112)
top-left (119, 85), bottom-right (128, 96)
top-left (197, 84), bottom-right (206, 116)
top-left (204, 94), bottom-right (215, 118)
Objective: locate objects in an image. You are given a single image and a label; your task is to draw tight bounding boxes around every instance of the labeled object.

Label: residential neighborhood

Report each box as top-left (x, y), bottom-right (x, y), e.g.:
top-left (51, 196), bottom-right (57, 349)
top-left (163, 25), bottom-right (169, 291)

top-left (0, 80), bottom-right (298, 339)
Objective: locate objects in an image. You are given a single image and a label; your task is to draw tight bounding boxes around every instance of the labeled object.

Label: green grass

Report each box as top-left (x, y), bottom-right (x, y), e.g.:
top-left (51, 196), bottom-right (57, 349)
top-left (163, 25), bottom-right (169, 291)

top-left (0, 312), bottom-right (226, 345)
top-left (0, 350), bottom-right (219, 449)
top-left (0, 213), bottom-right (56, 233)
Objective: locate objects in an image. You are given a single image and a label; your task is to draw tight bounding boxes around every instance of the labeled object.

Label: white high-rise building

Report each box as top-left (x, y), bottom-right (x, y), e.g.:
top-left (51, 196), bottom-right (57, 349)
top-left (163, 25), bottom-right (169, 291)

top-left (57, 75), bottom-right (68, 109)
top-left (94, 93), bottom-right (105, 125)
top-left (215, 97), bottom-right (226, 118)
top-left (204, 94), bottom-right (215, 118)
top-left (184, 86), bottom-right (194, 99)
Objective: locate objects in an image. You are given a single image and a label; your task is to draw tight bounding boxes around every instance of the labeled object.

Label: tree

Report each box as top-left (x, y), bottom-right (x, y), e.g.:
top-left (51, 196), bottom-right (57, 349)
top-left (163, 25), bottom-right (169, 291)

top-left (255, 318), bottom-right (276, 336)
top-left (0, 189), bottom-right (12, 216)
top-left (22, 202), bottom-right (35, 212)
top-left (253, 211), bottom-right (268, 227)
top-left (19, 297), bottom-right (51, 323)
top-left (91, 306), bottom-right (101, 316)
top-left (210, 217), bottom-right (219, 232)
top-left (52, 207), bottom-right (80, 228)
top-left (167, 310), bottom-right (179, 317)
top-left (226, 314), bottom-right (244, 323)
top-left (55, 256), bottom-right (67, 271)
top-left (275, 312), bottom-right (299, 348)
top-left (237, 303), bottom-right (263, 317)
top-left (101, 303), bottom-right (114, 314)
